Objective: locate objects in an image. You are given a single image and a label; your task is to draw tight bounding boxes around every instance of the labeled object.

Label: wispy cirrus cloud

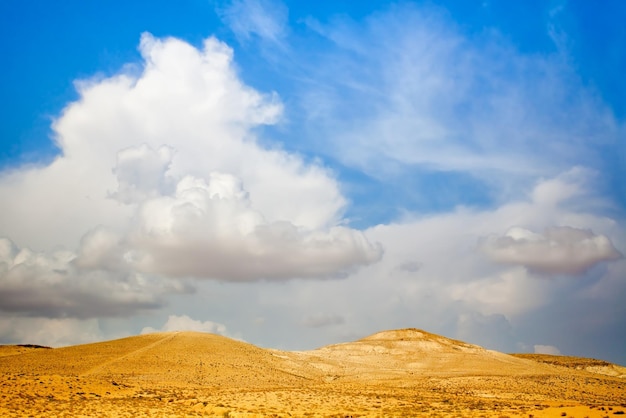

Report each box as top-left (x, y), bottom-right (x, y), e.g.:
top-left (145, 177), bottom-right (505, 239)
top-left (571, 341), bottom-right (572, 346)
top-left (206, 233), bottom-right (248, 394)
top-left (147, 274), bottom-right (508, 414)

top-left (218, 0), bottom-right (288, 45)
top-left (295, 4), bottom-right (622, 193)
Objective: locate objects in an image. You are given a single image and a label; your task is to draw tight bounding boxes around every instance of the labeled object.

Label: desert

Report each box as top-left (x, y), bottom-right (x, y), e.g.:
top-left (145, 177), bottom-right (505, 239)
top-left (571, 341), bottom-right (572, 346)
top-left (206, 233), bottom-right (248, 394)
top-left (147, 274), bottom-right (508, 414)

top-left (3, 1), bottom-right (626, 417)
top-left (1, 328), bottom-right (624, 417)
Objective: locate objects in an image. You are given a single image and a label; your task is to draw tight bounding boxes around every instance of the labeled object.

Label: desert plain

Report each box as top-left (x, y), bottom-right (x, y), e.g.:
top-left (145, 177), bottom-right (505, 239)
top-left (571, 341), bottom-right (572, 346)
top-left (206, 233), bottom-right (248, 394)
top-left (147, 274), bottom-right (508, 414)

top-left (0, 328), bottom-right (624, 417)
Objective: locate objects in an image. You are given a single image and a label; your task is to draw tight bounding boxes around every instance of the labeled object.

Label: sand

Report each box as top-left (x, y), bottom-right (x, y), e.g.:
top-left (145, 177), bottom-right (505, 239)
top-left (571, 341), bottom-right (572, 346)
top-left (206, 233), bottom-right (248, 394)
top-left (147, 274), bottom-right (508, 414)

top-left (1, 328), bottom-right (624, 417)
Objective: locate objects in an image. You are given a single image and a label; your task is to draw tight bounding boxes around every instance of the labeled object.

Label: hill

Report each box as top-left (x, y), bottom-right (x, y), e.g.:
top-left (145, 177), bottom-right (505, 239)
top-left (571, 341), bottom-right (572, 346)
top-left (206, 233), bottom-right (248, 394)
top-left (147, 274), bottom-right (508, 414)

top-left (511, 353), bottom-right (626, 378)
top-left (1, 328), bottom-right (624, 417)
top-left (0, 343), bottom-right (51, 358)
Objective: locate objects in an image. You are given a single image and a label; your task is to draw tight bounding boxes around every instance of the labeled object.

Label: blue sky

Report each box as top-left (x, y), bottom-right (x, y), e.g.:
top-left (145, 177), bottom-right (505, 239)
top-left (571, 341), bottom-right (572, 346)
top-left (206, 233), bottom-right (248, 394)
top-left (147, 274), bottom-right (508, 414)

top-left (1, 0), bottom-right (625, 364)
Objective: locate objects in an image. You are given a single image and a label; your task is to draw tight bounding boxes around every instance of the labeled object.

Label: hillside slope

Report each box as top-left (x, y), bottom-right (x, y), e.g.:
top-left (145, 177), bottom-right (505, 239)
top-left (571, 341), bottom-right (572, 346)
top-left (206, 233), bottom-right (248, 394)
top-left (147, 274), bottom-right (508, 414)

top-left (296, 328), bottom-right (548, 381)
top-left (511, 353), bottom-right (626, 378)
top-left (0, 331), bottom-right (322, 387)
top-left (1, 328), bottom-right (624, 417)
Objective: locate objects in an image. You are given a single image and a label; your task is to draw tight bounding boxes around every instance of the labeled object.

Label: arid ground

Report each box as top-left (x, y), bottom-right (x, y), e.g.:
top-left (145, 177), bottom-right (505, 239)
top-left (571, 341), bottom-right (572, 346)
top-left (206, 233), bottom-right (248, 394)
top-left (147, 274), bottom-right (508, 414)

top-left (1, 328), bottom-right (624, 417)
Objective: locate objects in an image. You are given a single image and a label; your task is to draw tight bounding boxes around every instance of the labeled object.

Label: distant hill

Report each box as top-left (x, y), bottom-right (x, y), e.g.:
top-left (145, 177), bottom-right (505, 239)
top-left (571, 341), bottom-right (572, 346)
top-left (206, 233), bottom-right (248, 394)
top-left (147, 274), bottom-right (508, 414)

top-left (511, 353), bottom-right (626, 378)
top-left (0, 343), bottom-right (51, 358)
top-left (1, 328), bottom-right (624, 417)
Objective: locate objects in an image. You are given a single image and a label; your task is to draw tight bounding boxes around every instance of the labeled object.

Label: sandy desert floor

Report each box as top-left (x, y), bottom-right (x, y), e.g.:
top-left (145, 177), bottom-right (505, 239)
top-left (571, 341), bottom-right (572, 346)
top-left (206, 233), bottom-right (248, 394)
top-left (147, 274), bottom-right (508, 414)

top-left (1, 329), bottom-right (624, 417)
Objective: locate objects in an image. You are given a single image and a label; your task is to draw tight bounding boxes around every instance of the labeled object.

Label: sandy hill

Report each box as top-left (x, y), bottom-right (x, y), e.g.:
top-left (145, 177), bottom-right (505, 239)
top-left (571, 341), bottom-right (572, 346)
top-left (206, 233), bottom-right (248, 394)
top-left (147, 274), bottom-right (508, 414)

top-left (1, 328), bottom-right (624, 417)
top-left (511, 353), bottom-right (626, 378)
top-left (0, 344), bottom-right (51, 358)
top-left (296, 328), bottom-right (545, 381)
top-left (0, 331), bottom-right (321, 388)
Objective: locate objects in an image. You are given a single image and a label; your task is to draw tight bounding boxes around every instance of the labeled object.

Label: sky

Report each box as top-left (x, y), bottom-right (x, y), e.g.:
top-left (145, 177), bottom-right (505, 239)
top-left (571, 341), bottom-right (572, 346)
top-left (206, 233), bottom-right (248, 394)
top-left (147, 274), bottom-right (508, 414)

top-left (1, 0), bottom-right (625, 365)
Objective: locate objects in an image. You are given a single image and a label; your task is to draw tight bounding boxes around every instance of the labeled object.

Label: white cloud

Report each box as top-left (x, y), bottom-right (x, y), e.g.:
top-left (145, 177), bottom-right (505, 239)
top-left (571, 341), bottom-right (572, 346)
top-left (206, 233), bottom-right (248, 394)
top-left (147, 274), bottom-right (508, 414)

top-left (0, 32), bottom-right (386, 349)
top-left (0, 237), bottom-right (187, 318)
top-left (127, 173), bottom-right (381, 280)
top-left (141, 314), bottom-right (231, 336)
top-left (534, 344), bottom-right (561, 355)
top-left (298, 4), bottom-right (620, 185)
top-left (481, 226), bottom-right (622, 275)
top-left (252, 169), bottom-right (625, 351)
top-left (449, 267), bottom-right (551, 316)
top-left (74, 226), bottom-right (127, 271)
top-left (110, 144), bottom-right (175, 204)
top-left (0, 33), bottom-right (380, 289)
top-left (219, 0), bottom-right (288, 44)
top-left (1, 1), bottom-right (624, 365)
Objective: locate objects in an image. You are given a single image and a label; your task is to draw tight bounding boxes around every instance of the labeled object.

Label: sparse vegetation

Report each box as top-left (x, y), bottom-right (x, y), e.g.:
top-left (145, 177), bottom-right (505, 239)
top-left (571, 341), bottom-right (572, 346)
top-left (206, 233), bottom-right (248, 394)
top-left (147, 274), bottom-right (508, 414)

top-left (16, 344), bottom-right (52, 349)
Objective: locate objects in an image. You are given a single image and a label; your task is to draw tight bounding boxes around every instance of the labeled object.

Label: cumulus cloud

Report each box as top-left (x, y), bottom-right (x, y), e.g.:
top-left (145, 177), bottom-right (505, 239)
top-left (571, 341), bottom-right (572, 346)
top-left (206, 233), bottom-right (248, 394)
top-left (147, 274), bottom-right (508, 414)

top-left (74, 227), bottom-right (128, 272)
top-left (0, 32), bottom-right (340, 249)
top-left (481, 226), bottom-right (622, 275)
top-left (280, 169), bottom-right (625, 355)
top-left (2, 1), bottom-right (624, 365)
top-left (0, 29), bottom-right (385, 357)
top-left (534, 344), bottom-right (561, 355)
top-left (449, 267), bottom-right (550, 317)
top-left (141, 314), bottom-right (231, 337)
top-left (110, 144), bottom-right (175, 204)
top-left (127, 171), bottom-right (381, 281)
top-left (0, 32), bottom-right (380, 293)
top-left (0, 237), bottom-right (188, 318)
